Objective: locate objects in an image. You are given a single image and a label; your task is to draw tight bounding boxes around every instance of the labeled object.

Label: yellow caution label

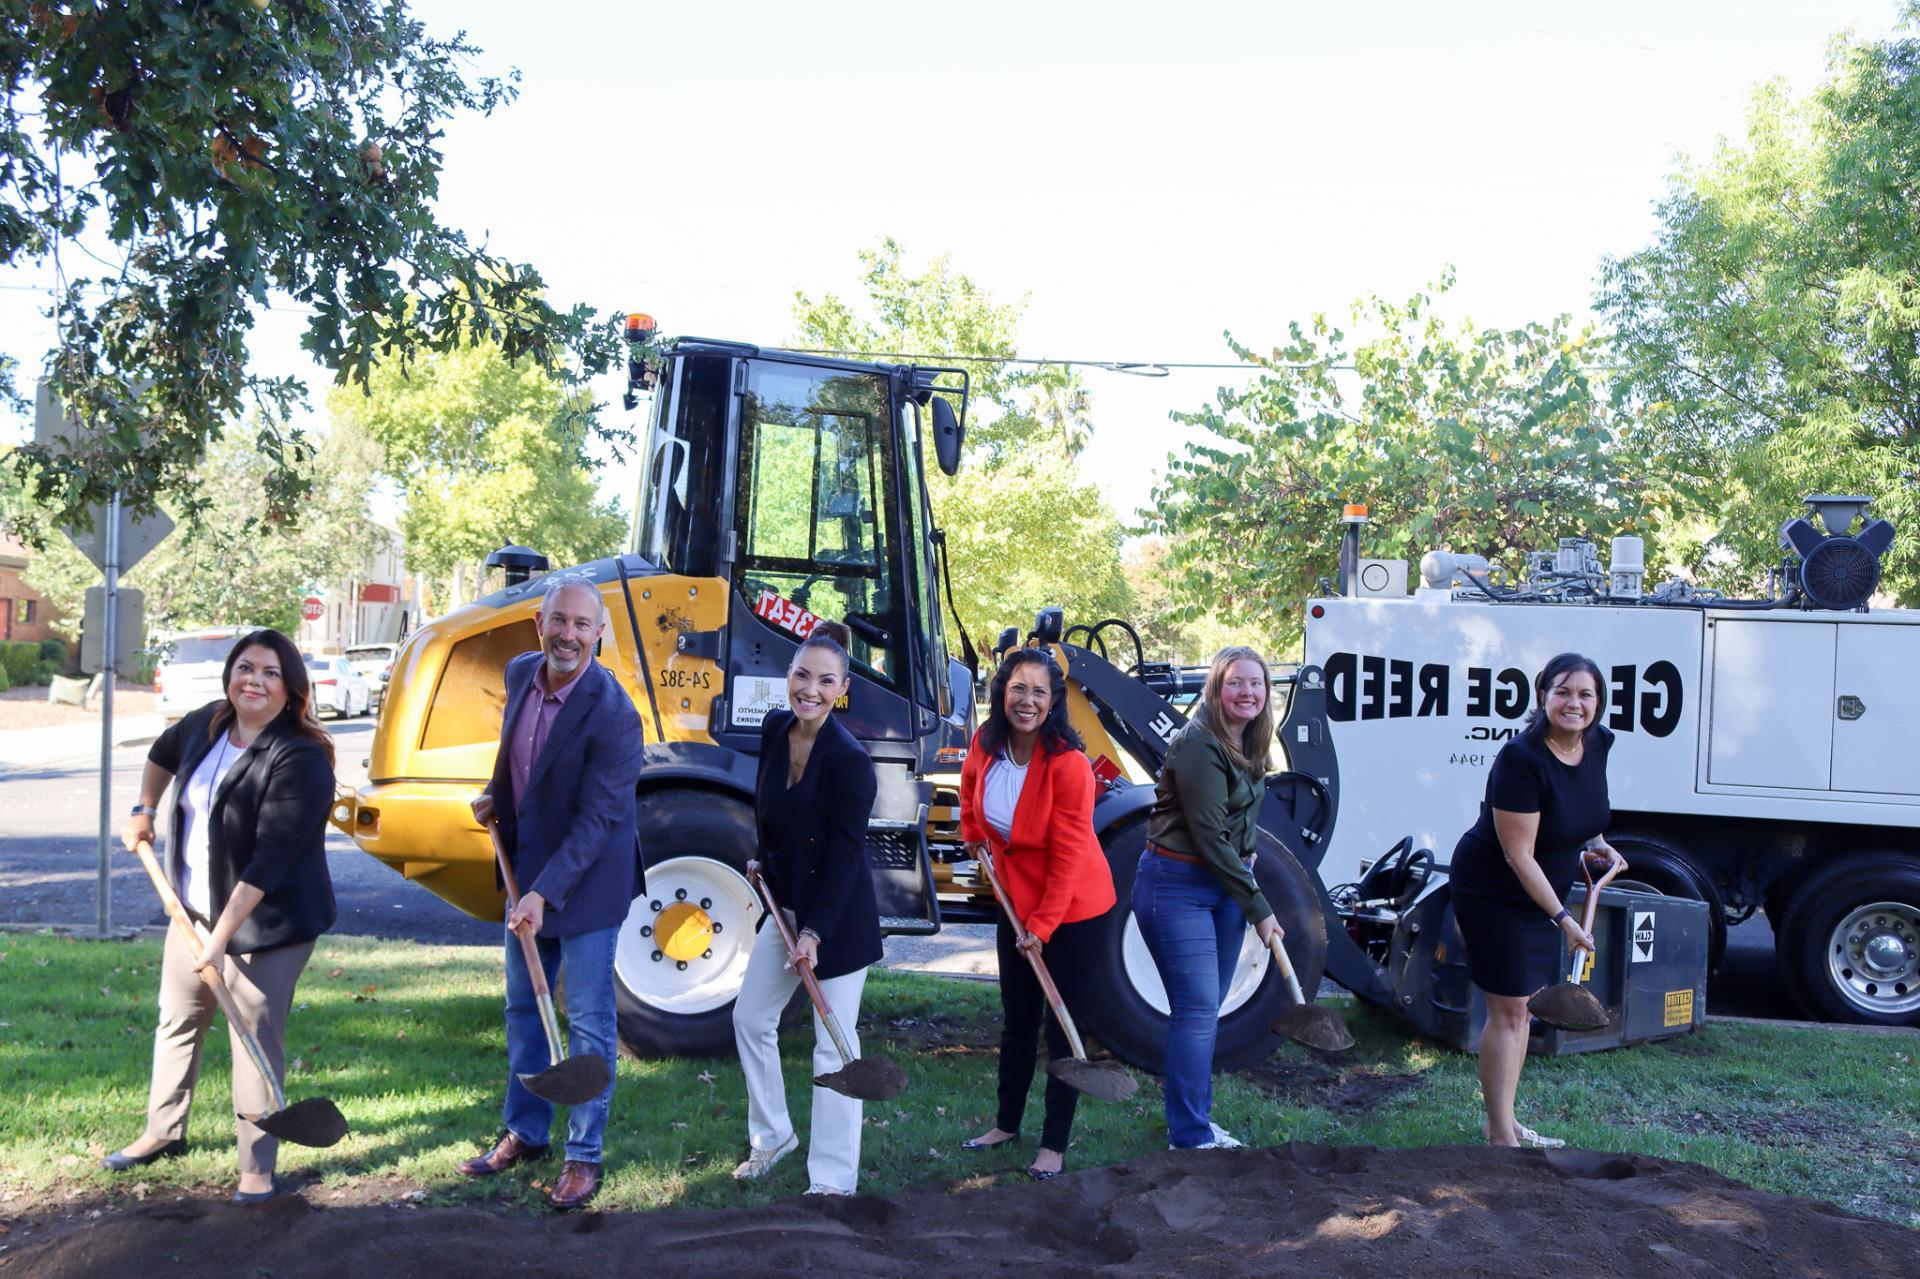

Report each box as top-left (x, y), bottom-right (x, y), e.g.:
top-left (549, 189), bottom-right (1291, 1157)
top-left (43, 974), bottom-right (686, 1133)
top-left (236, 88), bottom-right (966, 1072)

top-left (1664, 989), bottom-right (1695, 1028)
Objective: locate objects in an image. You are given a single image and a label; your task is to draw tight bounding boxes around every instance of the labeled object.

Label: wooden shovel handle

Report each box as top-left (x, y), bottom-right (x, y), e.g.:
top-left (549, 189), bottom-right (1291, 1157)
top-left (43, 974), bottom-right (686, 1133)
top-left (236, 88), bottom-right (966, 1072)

top-left (129, 840), bottom-right (286, 1112)
top-left (1264, 930), bottom-right (1310, 1006)
top-left (975, 846), bottom-right (1092, 1062)
top-left (747, 866), bottom-right (859, 1068)
top-left (483, 821), bottom-right (555, 1003)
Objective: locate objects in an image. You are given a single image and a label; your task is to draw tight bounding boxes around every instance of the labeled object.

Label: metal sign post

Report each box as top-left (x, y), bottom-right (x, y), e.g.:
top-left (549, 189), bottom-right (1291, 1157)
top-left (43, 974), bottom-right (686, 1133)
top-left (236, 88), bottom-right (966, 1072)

top-left (96, 492), bottom-right (120, 936)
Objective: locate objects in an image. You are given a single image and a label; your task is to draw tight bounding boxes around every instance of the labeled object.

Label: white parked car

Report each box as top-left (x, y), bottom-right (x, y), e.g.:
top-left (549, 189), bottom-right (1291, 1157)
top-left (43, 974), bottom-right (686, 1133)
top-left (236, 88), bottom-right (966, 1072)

top-left (155, 627), bottom-right (261, 722)
top-left (304, 654), bottom-right (373, 719)
top-left (343, 643), bottom-right (400, 710)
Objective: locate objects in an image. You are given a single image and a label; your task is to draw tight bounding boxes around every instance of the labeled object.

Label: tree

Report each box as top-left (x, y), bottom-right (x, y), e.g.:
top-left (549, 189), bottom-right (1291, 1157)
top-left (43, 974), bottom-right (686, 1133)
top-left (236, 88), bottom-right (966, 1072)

top-left (1120, 538), bottom-right (1243, 665)
top-left (1149, 275), bottom-right (1682, 654)
top-left (14, 423), bottom-right (383, 637)
top-left (327, 338), bottom-right (624, 601)
top-left (1597, 6), bottom-right (1920, 602)
top-left (790, 241), bottom-right (1131, 642)
top-left (2, 1), bottom-right (621, 535)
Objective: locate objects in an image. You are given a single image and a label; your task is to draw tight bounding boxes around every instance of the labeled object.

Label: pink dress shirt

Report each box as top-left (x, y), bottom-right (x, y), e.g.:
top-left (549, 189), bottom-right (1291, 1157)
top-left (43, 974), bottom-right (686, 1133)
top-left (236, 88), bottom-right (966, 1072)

top-left (507, 661), bottom-right (584, 813)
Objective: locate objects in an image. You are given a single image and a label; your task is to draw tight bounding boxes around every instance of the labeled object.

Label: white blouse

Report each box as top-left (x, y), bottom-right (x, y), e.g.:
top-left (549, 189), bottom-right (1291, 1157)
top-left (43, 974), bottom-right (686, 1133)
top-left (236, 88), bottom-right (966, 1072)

top-left (176, 733), bottom-right (246, 918)
top-left (981, 751), bottom-right (1030, 842)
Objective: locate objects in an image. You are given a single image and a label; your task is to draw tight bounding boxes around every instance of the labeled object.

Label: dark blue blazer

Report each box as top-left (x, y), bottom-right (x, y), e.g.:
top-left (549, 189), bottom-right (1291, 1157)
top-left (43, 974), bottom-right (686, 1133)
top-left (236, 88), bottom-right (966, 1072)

top-left (754, 709), bottom-right (881, 980)
top-left (485, 652), bottom-right (645, 938)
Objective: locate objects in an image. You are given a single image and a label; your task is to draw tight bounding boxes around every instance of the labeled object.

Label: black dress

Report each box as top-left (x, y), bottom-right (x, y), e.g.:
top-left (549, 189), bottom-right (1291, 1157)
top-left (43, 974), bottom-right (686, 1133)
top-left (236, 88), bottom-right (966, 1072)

top-left (1449, 727), bottom-right (1613, 997)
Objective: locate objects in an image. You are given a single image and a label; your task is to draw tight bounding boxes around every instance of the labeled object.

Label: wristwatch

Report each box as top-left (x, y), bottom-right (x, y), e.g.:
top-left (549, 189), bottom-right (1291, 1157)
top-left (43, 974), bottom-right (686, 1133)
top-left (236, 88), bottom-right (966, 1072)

top-left (129, 803), bottom-right (158, 818)
top-left (1550, 907), bottom-right (1571, 926)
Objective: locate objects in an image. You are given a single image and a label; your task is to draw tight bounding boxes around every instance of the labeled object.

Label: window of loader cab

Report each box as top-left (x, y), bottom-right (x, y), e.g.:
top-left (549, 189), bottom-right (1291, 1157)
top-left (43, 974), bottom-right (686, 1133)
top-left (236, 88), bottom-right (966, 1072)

top-left (633, 354), bottom-right (728, 579)
top-left (418, 620), bottom-right (540, 751)
top-left (735, 361), bottom-right (902, 688)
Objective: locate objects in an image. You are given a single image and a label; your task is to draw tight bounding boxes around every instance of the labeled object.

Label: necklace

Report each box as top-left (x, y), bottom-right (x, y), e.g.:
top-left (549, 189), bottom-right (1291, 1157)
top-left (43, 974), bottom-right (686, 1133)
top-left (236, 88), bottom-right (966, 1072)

top-left (1546, 734), bottom-right (1582, 762)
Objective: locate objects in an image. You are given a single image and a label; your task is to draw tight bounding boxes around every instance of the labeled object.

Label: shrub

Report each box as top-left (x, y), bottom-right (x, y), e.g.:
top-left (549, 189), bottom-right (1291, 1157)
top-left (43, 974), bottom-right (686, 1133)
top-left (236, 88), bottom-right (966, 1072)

top-left (34, 659), bottom-right (62, 685)
top-left (0, 641), bottom-right (37, 687)
top-left (0, 661), bottom-right (11, 693)
top-left (38, 639), bottom-right (67, 665)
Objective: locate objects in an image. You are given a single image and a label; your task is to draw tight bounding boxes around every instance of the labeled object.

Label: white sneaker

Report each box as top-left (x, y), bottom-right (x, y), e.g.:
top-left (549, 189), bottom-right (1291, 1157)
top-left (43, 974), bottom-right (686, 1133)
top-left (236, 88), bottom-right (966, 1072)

top-left (1170, 1123), bottom-right (1245, 1151)
top-left (805, 1183), bottom-right (852, 1196)
top-left (731, 1132), bottom-right (798, 1180)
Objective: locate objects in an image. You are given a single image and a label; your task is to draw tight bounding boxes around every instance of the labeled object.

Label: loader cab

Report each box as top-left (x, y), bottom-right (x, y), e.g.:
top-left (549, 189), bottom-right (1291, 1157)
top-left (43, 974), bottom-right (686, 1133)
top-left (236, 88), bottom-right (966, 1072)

top-left (631, 340), bottom-right (966, 757)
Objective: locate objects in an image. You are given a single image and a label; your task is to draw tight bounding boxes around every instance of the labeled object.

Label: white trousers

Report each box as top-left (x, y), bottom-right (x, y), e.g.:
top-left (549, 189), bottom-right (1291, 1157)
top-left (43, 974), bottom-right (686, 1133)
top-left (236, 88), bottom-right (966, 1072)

top-left (731, 910), bottom-right (868, 1192)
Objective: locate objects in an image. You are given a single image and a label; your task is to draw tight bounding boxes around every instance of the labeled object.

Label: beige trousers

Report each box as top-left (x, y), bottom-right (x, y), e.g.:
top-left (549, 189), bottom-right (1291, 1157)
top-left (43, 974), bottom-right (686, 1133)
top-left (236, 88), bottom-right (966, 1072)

top-left (143, 922), bottom-right (314, 1178)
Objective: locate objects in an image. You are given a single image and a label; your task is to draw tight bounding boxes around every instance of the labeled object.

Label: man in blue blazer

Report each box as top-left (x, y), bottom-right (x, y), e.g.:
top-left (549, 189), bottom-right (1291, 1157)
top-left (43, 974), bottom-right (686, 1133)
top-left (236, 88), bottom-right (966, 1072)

top-left (457, 576), bottom-right (644, 1210)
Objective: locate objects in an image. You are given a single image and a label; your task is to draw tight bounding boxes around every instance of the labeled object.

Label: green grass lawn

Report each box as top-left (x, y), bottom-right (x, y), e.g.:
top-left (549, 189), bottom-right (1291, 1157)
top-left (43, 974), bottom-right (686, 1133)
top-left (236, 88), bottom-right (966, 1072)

top-left (2, 931), bottom-right (1916, 1224)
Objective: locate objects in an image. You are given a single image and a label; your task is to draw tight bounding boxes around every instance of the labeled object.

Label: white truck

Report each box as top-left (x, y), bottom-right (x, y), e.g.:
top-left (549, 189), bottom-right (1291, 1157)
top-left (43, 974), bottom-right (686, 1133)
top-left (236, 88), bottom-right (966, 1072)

top-left (1302, 496), bottom-right (1919, 1027)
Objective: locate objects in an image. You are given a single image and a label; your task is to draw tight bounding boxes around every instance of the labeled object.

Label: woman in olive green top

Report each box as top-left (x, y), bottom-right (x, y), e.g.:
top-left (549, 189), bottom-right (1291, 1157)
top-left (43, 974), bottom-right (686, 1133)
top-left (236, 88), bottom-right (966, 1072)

top-left (1133, 646), bottom-right (1284, 1149)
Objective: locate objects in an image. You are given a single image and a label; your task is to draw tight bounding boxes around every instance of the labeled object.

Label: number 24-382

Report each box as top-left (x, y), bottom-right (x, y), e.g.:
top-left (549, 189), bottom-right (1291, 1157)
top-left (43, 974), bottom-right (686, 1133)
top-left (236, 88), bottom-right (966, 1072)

top-left (657, 669), bottom-right (711, 689)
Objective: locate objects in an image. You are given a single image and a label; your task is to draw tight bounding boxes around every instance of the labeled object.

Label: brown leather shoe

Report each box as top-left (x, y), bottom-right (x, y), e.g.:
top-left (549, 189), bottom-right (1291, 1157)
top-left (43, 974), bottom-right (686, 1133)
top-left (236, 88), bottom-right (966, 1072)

top-left (456, 1132), bottom-right (550, 1177)
top-left (546, 1159), bottom-right (601, 1211)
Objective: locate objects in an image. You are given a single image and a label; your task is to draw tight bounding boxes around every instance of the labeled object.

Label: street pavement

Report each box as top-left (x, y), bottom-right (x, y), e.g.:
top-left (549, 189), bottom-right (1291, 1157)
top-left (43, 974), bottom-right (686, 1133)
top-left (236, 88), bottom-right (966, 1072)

top-left (0, 717), bottom-right (1792, 1019)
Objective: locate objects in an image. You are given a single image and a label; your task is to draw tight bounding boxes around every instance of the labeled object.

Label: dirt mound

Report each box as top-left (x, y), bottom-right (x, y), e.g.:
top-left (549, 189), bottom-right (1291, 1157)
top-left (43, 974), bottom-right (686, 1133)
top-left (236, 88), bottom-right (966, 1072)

top-left (7, 1143), bottom-right (1913, 1277)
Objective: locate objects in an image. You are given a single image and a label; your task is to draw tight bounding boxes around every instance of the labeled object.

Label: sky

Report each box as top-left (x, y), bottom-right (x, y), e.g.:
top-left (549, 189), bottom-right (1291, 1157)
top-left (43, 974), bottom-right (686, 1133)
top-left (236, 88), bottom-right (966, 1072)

top-left (2, 0), bottom-right (1910, 531)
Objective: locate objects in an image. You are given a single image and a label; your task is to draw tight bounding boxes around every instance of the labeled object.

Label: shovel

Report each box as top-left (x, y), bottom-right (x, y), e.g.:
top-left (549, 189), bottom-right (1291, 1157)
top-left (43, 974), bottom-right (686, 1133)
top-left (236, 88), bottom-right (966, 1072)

top-left (130, 840), bottom-right (349, 1148)
top-left (976, 847), bottom-right (1136, 1102)
top-left (746, 866), bottom-right (907, 1102)
top-left (1263, 930), bottom-right (1356, 1052)
top-left (484, 822), bottom-right (613, 1106)
top-left (1527, 854), bottom-right (1625, 1032)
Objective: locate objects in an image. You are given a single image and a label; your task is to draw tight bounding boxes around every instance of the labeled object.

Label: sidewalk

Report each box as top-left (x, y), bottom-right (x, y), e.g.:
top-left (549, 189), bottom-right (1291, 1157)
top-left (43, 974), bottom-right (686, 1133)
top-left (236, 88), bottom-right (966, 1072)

top-left (0, 714), bottom-right (164, 771)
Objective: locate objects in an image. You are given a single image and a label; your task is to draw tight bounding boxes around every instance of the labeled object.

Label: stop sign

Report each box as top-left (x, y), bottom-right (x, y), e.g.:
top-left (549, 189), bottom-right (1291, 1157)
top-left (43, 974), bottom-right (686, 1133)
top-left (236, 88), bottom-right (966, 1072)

top-left (302, 597), bottom-right (325, 621)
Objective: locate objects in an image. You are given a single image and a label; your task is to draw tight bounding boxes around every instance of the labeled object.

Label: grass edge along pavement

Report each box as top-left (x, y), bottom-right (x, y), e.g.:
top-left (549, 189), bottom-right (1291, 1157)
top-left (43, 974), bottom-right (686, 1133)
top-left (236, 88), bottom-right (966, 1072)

top-left (0, 932), bottom-right (1914, 1228)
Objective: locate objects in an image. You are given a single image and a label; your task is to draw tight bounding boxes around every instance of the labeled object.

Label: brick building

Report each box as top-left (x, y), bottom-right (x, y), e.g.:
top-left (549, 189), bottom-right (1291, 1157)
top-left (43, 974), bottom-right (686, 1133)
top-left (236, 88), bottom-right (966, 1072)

top-left (0, 533), bottom-right (69, 653)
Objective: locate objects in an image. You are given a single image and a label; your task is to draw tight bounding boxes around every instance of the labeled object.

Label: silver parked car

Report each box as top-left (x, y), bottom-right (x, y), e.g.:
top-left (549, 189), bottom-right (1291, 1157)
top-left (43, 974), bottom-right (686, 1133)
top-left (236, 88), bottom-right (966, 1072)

top-left (342, 642), bottom-right (400, 710)
top-left (154, 627), bottom-right (261, 722)
top-left (303, 653), bottom-right (373, 719)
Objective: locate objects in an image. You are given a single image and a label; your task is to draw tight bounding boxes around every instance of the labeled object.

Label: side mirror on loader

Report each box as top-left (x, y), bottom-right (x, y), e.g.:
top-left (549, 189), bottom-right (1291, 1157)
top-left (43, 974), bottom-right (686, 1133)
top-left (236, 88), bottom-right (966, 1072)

top-left (931, 396), bottom-right (964, 476)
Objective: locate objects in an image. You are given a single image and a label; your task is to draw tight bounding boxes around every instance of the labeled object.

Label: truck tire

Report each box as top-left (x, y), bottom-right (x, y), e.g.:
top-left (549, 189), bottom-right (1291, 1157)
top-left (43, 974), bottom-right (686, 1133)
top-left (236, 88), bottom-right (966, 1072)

top-left (614, 789), bottom-right (769, 1058)
top-left (1607, 834), bottom-right (1727, 978)
top-left (1079, 818), bottom-right (1330, 1074)
top-left (1776, 855), bottom-right (1920, 1027)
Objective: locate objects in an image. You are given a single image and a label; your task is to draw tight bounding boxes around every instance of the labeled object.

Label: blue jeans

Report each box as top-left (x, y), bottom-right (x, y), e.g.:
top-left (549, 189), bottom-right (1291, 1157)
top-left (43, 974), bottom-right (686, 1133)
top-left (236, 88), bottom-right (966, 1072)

top-left (1131, 851), bottom-right (1244, 1148)
top-left (502, 924), bottom-right (618, 1163)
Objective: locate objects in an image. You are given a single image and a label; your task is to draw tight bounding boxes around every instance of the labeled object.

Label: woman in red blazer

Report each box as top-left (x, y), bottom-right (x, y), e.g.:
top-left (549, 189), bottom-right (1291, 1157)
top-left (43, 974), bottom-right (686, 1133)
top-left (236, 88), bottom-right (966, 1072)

top-left (958, 648), bottom-right (1117, 1179)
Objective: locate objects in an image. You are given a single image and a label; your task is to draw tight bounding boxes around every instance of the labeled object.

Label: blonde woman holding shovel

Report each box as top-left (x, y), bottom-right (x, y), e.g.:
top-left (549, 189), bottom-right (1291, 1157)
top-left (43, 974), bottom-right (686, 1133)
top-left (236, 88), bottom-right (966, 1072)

top-left (1133, 646), bottom-right (1285, 1151)
top-left (1448, 652), bottom-right (1627, 1148)
top-left (110, 629), bottom-right (337, 1202)
top-left (732, 621), bottom-right (882, 1196)
top-left (958, 648), bottom-right (1116, 1180)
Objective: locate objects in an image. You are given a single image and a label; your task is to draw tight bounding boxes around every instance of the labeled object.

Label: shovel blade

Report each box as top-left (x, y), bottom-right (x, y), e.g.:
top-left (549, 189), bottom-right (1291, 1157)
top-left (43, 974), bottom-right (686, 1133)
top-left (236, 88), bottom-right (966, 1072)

top-left (1045, 1057), bottom-right (1137, 1102)
top-left (1527, 983), bottom-right (1611, 1032)
top-left (519, 1054), bottom-right (612, 1106)
top-left (1270, 1006), bottom-right (1356, 1054)
top-left (813, 1054), bottom-right (908, 1102)
top-left (246, 1097), bottom-right (350, 1148)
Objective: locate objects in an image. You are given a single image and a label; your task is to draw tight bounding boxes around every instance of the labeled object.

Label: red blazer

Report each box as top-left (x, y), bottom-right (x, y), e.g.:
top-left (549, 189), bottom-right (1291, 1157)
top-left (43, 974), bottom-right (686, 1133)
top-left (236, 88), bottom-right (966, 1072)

top-left (958, 730), bottom-right (1116, 941)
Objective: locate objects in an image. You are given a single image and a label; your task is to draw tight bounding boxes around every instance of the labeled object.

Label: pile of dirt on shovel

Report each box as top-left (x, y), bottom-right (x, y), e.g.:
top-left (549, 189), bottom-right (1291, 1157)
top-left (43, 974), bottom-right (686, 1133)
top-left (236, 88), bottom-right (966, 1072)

top-left (6, 1143), bottom-right (1914, 1278)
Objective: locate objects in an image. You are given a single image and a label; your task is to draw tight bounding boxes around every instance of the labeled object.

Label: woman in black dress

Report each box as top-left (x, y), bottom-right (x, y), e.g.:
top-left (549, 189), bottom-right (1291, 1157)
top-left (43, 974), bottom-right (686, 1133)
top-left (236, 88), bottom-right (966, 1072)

top-left (1449, 653), bottom-right (1627, 1148)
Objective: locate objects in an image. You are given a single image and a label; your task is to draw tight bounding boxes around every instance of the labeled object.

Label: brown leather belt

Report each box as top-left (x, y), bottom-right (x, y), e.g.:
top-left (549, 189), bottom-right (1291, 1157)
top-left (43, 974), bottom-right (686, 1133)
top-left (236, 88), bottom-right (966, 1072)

top-left (1146, 840), bottom-right (1204, 866)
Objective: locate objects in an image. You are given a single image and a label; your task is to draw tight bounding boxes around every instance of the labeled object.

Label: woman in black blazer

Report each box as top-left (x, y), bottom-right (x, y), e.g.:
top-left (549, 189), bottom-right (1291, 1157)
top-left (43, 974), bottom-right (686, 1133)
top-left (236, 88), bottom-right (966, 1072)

top-left (731, 621), bottom-right (880, 1196)
top-left (106, 628), bottom-right (338, 1201)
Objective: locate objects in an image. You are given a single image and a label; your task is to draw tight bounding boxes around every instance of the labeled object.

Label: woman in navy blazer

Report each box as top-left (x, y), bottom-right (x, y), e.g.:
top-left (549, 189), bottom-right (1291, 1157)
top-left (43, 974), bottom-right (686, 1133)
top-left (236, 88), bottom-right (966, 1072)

top-left (731, 621), bottom-right (880, 1196)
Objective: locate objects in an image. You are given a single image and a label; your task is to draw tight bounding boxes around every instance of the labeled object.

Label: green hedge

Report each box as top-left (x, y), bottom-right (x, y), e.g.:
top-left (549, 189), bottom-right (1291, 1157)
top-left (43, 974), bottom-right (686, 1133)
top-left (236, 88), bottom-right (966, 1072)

top-left (0, 660), bottom-right (10, 693)
top-left (0, 641), bottom-right (40, 687)
top-left (38, 639), bottom-right (66, 665)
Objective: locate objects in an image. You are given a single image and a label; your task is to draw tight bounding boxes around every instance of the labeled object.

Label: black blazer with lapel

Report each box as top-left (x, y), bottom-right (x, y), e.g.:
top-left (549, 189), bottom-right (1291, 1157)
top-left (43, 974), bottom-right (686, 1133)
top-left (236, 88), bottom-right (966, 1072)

top-left (753, 709), bottom-right (881, 980)
top-left (148, 703), bottom-right (338, 954)
top-left (484, 651), bottom-right (646, 938)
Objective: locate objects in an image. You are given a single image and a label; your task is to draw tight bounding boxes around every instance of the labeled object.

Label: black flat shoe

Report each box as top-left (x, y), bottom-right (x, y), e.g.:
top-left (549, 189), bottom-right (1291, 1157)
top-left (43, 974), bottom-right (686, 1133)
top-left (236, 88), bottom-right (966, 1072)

top-left (961, 1133), bottom-right (1020, 1151)
top-left (232, 1179), bottom-right (280, 1204)
top-left (102, 1138), bottom-right (187, 1171)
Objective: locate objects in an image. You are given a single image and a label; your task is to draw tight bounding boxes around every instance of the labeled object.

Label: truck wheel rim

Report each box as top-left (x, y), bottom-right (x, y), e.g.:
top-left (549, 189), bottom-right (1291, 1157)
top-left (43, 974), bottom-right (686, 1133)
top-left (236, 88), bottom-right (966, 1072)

top-left (1826, 901), bottom-right (1920, 1017)
top-left (614, 855), bottom-right (757, 1015)
top-left (1119, 911), bottom-right (1271, 1018)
